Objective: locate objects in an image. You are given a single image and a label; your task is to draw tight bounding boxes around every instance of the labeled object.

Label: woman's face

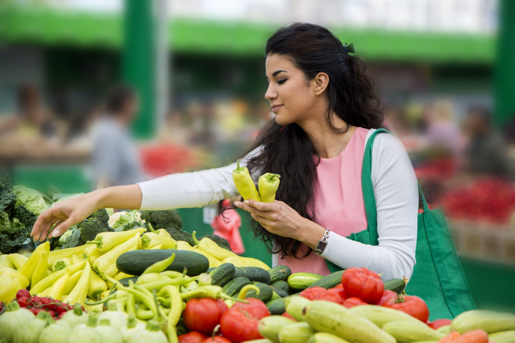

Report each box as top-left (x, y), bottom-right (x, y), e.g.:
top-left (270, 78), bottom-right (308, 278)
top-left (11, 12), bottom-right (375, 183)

top-left (265, 54), bottom-right (317, 126)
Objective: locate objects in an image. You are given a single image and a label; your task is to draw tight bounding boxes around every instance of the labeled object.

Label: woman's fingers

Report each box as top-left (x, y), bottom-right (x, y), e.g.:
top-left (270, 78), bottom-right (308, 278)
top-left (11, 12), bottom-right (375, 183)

top-left (31, 207), bottom-right (58, 241)
top-left (235, 201), bottom-right (273, 219)
top-left (49, 217), bottom-right (76, 239)
top-left (38, 217), bottom-right (61, 242)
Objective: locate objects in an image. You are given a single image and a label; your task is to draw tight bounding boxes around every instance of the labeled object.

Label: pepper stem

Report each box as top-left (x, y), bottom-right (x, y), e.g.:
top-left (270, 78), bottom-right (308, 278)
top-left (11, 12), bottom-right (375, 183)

top-left (264, 173), bottom-right (281, 183)
top-left (238, 285), bottom-right (260, 300)
top-left (85, 293), bottom-right (116, 306)
top-left (85, 240), bottom-right (103, 248)
top-left (192, 231), bottom-right (200, 246)
top-left (147, 223), bottom-right (157, 233)
top-left (72, 303), bottom-right (83, 316)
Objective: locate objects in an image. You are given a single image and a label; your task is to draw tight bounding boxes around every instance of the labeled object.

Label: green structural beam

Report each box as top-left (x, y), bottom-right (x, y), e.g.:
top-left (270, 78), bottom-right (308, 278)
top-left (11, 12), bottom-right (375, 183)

top-left (0, 3), bottom-right (495, 64)
top-left (494, 0), bottom-right (515, 128)
top-left (123, 0), bottom-right (155, 139)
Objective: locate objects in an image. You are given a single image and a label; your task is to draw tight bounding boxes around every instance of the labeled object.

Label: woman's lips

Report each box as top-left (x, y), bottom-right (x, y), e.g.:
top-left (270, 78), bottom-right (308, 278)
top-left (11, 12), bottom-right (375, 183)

top-left (272, 105), bottom-right (283, 113)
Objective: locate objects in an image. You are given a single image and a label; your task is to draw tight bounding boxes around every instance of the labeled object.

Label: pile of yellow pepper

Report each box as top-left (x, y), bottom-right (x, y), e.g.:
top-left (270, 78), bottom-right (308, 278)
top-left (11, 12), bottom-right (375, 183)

top-left (0, 224), bottom-right (269, 307)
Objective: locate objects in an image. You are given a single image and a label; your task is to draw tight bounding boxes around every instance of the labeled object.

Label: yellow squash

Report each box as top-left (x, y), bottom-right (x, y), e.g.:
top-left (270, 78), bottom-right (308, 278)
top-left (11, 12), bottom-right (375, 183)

top-left (30, 260), bottom-right (86, 294)
top-left (64, 260), bottom-right (91, 306)
top-left (93, 232), bottom-right (140, 278)
top-left (47, 271), bottom-right (70, 300)
top-left (223, 256), bottom-right (270, 270)
top-left (47, 244), bottom-right (90, 269)
top-left (62, 270), bottom-right (83, 295)
top-left (18, 241), bottom-right (50, 280)
top-left (7, 253), bottom-right (28, 269)
top-left (87, 227), bottom-right (147, 253)
top-left (31, 251), bottom-right (49, 287)
top-left (192, 231), bottom-right (236, 261)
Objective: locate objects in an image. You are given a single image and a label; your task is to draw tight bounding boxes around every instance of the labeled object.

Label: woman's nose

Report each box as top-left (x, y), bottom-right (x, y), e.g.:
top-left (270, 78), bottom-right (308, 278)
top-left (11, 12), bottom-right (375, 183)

top-left (264, 84), bottom-right (277, 101)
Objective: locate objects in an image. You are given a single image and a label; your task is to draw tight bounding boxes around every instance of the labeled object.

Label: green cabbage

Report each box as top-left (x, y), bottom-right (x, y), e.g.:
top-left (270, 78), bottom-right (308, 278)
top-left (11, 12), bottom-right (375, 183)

top-left (12, 185), bottom-right (48, 215)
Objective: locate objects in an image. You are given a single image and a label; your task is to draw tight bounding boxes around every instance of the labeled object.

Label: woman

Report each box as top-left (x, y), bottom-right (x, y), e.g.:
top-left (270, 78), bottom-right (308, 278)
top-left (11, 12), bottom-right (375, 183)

top-left (31, 23), bottom-right (418, 281)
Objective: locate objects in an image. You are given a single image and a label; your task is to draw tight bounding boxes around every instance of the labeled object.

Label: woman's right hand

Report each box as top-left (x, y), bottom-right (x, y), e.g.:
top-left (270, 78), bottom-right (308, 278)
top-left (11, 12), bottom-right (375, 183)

top-left (31, 192), bottom-right (100, 242)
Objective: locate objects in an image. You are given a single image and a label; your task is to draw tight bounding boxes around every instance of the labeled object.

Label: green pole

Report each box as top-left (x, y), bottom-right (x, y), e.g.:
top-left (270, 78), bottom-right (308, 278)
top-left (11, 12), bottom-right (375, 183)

top-left (494, 0), bottom-right (515, 128)
top-left (123, 0), bottom-right (155, 139)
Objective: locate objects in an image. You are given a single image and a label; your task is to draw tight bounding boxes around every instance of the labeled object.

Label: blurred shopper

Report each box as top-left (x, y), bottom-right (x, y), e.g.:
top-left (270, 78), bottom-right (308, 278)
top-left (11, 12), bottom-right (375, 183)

top-left (425, 100), bottom-right (462, 156)
top-left (90, 85), bottom-right (146, 188)
top-left (0, 85), bottom-right (56, 137)
top-left (462, 106), bottom-right (509, 178)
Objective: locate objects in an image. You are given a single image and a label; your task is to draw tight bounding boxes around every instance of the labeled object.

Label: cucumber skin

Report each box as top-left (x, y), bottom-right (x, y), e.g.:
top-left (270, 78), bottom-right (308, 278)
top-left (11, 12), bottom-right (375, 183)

top-left (258, 315), bottom-right (295, 342)
top-left (450, 310), bottom-right (515, 334)
top-left (222, 276), bottom-right (251, 297)
top-left (246, 282), bottom-right (274, 303)
top-left (274, 289), bottom-right (289, 298)
top-left (116, 249), bottom-right (209, 276)
top-left (266, 298), bottom-right (286, 315)
top-left (288, 273), bottom-right (324, 291)
top-left (233, 267), bottom-right (271, 284)
top-left (210, 263), bottom-right (235, 286)
top-left (383, 321), bottom-right (444, 342)
top-left (308, 270), bottom-right (344, 289)
top-left (268, 265), bottom-right (292, 283)
top-left (384, 278), bottom-right (406, 293)
top-left (271, 280), bottom-right (289, 293)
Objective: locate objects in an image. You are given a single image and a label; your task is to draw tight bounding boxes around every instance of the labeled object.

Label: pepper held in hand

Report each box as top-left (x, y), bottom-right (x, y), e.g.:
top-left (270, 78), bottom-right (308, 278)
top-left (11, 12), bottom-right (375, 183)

top-left (232, 160), bottom-right (261, 202)
top-left (258, 173), bottom-right (281, 203)
top-left (341, 267), bottom-right (384, 304)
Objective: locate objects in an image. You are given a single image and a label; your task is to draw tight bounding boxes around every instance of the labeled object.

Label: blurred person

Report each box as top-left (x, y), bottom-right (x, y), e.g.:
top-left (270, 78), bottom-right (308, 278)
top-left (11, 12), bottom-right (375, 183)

top-left (90, 85), bottom-right (146, 188)
top-left (425, 100), bottom-right (462, 156)
top-left (0, 85), bottom-right (56, 137)
top-left (32, 23), bottom-right (474, 319)
top-left (462, 106), bottom-right (510, 178)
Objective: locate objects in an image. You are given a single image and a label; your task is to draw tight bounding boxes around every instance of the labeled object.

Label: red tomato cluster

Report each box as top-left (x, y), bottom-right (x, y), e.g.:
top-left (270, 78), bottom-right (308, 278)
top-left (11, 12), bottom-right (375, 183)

top-left (12, 289), bottom-right (73, 320)
top-left (179, 297), bottom-right (270, 343)
top-left (441, 178), bottom-right (515, 224)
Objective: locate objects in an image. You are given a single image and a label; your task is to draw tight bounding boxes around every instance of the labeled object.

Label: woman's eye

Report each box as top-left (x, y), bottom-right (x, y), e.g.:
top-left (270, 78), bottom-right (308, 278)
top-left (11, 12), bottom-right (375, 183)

top-left (277, 79), bottom-right (287, 85)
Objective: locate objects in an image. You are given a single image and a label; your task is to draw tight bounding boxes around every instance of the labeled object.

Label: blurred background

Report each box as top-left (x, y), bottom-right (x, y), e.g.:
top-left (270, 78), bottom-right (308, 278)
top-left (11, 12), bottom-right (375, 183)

top-left (1, 0), bottom-right (515, 312)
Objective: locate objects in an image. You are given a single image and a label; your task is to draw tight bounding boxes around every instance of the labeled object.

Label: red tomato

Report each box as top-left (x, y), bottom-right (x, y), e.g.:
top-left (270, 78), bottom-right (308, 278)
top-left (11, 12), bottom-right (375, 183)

top-left (341, 267), bottom-right (384, 304)
top-left (202, 337), bottom-right (232, 343)
top-left (16, 289), bottom-right (30, 300)
top-left (382, 294), bottom-right (429, 323)
top-left (282, 312), bottom-right (296, 321)
top-left (334, 284), bottom-right (344, 290)
top-left (17, 296), bottom-right (30, 308)
top-left (183, 298), bottom-right (228, 335)
top-left (220, 307), bottom-right (264, 343)
top-left (343, 297), bottom-right (367, 308)
top-left (0, 302), bottom-right (3, 312)
top-left (178, 332), bottom-right (209, 343)
top-left (315, 288), bottom-right (347, 304)
top-left (299, 287), bottom-right (326, 301)
top-left (427, 318), bottom-right (452, 330)
top-left (231, 298), bottom-right (269, 320)
top-left (378, 290), bottom-right (397, 305)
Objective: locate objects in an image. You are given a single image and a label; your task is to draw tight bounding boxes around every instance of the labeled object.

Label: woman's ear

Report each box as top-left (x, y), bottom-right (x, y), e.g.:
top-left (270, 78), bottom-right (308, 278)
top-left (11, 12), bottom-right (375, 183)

top-left (313, 72), bottom-right (330, 96)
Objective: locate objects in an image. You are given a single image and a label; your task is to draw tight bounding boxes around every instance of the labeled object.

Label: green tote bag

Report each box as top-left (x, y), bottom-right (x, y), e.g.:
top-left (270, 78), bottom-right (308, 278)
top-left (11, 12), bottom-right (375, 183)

top-left (326, 129), bottom-right (476, 320)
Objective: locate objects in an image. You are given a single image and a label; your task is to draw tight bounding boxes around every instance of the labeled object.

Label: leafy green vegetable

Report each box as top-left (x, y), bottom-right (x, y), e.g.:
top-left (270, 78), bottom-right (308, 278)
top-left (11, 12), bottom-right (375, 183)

top-left (0, 173), bottom-right (16, 213)
top-left (109, 210), bottom-right (143, 231)
top-left (78, 208), bottom-right (111, 244)
top-left (58, 228), bottom-right (81, 249)
top-left (140, 210), bottom-right (182, 231)
top-left (13, 185), bottom-right (49, 215)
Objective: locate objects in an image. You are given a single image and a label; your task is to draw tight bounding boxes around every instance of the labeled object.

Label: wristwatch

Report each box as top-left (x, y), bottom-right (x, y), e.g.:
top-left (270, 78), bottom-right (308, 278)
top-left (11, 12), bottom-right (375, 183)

top-left (315, 228), bottom-right (330, 255)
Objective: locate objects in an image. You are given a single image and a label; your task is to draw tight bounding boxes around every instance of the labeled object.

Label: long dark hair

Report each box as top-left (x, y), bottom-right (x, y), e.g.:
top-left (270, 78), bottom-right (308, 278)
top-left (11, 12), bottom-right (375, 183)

top-left (243, 23), bottom-right (384, 259)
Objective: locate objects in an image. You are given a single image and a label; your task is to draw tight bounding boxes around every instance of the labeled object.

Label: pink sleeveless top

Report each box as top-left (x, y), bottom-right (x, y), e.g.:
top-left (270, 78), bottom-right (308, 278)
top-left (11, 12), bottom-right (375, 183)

top-left (278, 127), bottom-right (370, 275)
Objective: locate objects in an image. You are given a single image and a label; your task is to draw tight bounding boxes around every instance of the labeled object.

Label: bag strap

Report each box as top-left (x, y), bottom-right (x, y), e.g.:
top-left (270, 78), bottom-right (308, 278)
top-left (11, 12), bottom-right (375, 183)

top-left (362, 129), bottom-right (430, 244)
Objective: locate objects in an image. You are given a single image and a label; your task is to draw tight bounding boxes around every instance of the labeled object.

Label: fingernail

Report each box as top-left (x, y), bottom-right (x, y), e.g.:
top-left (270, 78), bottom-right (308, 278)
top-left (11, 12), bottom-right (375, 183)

top-left (234, 202), bottom-right (241, 207)
top-left (52, 230), bottom-right (60, 238)
top-left (244, 200), bottom-right (249, 204)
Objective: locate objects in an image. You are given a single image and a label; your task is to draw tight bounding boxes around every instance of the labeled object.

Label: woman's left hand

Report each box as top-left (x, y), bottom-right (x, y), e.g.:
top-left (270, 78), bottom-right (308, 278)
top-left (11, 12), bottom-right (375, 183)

top-left (234, 199), bottom-right (306, 240)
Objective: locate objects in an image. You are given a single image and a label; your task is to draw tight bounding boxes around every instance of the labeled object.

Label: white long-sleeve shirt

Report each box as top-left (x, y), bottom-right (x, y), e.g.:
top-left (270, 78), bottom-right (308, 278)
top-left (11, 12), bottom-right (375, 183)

top-left (138, 129), bottom-right (419, 280)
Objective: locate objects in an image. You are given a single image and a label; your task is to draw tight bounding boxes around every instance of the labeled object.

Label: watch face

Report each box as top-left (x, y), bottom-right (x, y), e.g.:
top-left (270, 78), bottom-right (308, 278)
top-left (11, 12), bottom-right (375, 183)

top-left (316, 241), bottom-right (328, 255)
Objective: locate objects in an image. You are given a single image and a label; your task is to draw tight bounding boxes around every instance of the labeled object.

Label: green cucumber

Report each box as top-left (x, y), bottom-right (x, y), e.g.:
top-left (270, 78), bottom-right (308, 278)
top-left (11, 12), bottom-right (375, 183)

top-left (274, 289), bottom-right (289, 298)
top-left (233, 267), bottom-right (271, 284)
top-left (308, 270), bottom-right (344, 289)
top-left (266, 298), bottom-right (286, 315)
top-left (222, 276), bottom-right (251, 297)
top-left (384, 278), bottom-right (406, 294)
top-left (116, 249), bottom-right (209, 276)
top-left (271, 280), bottom-right (289, 293)
top-left (287, 272), bottom-right (324, 291)
top-left (207, 267), bottom-right (216, 274)
top-left (209, 263), bottom-right (235, 286)
top-left (268, 265), bottom-right (292, 283)
top-left (246, 282), bottom-right (274, 303)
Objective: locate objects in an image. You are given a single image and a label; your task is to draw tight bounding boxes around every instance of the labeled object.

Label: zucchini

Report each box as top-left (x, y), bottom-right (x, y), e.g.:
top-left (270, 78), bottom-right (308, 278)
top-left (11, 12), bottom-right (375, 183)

top-left (207, 267), bottom-right (216, 274)
top-left (274, 289), bottom-right (289, 298)
top-left (258, 315), bottom-right (295, 343)
top-left (222, 276), bottom-right (251, 297)
top-left (266, 298), bottom-right (286, 315)
top-left (349, 305), bottom-right (427, 328)
top-left (271, 280), bottom-right (289, 293)
top-left (384, 278), bottom-right (406, 294)
top-left (451, 310), bottom-right (515, 334)
top-left (116, 249), bottom-right (209, 277)
top-left (307, 332), bottom-right (352, 343)
top-left (268, 265), bottom-right (291, 283)
top-left (278, 322), bottom-right (315, 343)
top-left (285, 296), bottom-right (310, 321)
top-left (308, 270), bottom-right (344, 289)
top-left (246, 282), bottom-right (273, 303)
top-left (304, 301), bottom-right (396, 343)
top-left (287, 272), bottom-right (324, 291)
top-left (489, 331), bottom-right (515, 343)
top-left (383, 321), bottom-right (444, 342)
top-left (209, 263), bottom-right (235, 286)
top-left (233, 267), bottom-right (271, 284)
